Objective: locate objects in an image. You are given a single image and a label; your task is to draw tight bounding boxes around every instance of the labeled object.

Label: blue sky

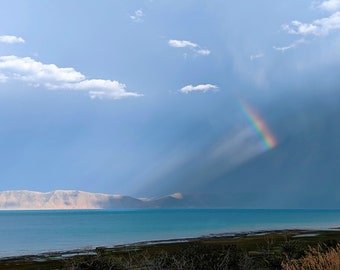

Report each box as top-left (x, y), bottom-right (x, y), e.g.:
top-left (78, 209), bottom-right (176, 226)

top-left (1, 1), bottom-right (340, 207)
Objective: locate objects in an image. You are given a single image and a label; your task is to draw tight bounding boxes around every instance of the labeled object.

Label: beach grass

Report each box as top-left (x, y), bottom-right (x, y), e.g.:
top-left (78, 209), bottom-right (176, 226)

top-left (282, 244), bottom-right (340, 270)
top-left (0, 229), bottom-right (339, 269)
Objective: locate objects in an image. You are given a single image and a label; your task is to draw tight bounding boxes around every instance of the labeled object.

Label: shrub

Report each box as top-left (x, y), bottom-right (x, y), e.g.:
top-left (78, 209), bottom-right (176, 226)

top-left (281, 244), bottom-right (340, 270)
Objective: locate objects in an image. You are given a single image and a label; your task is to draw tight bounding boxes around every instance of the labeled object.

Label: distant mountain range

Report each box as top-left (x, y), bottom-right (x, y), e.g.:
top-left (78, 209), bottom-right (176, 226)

top-left (0, 190), bottom-right (212, 209)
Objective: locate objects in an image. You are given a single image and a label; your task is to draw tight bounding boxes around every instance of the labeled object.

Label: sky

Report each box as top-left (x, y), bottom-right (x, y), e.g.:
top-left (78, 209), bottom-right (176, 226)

top-left (1, 0), bottom-right (340, 207)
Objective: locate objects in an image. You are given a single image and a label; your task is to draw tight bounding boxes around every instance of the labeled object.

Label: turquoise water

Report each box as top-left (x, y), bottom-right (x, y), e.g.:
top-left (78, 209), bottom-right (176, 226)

top-left (1, 209), bottom-right (340, 257)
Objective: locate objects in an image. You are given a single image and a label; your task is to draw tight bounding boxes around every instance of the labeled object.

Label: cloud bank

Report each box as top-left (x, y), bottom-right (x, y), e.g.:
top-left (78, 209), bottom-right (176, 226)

top-left (0, 35), bottom-right (25, 44)
top-left (180, 84), bottom-right (218, 94)
top-left (0, 55), bottom-right (142, 99)
top-left (318, 0), bottom-right (340, 12)
top-left (168, 39), bottom-right (211, 56)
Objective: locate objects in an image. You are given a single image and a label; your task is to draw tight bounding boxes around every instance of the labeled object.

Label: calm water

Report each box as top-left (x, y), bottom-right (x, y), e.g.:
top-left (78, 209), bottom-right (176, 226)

top-left (1, 209), bottom-right (340, 257)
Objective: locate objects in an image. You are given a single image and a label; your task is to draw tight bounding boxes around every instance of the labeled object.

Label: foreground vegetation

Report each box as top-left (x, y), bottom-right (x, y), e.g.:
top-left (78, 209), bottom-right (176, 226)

top-left (281, 244), bottom-right (340, 270)
top-left (1, 230), bottom-right (340, 269)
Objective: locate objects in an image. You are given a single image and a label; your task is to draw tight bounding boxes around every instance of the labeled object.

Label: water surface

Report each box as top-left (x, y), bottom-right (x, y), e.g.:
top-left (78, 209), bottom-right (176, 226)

top-left (1, 209), bottom-right (340, 257)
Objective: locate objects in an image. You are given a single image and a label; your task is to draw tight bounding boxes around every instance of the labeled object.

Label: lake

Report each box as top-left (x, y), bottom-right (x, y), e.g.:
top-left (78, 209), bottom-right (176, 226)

top-left (1, 209), bottom-right (340, 257)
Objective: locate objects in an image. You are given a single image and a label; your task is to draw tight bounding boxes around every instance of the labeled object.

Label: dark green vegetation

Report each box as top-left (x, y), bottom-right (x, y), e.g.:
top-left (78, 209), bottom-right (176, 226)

top-left (0, 230), bottom-right (339, 270)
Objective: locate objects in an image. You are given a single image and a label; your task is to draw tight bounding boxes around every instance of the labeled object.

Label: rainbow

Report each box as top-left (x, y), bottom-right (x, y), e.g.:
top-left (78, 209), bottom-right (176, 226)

top-left (240, 101), bottom-right (277, 150)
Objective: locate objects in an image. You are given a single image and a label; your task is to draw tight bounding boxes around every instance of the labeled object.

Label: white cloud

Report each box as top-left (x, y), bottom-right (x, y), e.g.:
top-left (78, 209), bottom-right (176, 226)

top-left (180, 84), bottom-right (218, 94)
top-left (196, 49), bottom-right (211, 56)
top-left (0, 73), bottom-right (7, 82)
top-left (0, 55), bottom-right (84, 83)
top-left (273, 39), bottom-right (306, 52)
top-left (130, 9), bottom-right (145, 22)
top-left (283, 11), bottom-right (340, 36)
top-left (319, 0), bottom-right (340, 12)
top-left (0, 55), bottom-right (142, 99)
top-left (170, 192), bottom-right (183, 199)
top-left (59, 79), bottom-right (142, 99)
top-left (273, 44), bottom-right (296, 52)
top-left (168, 39), bottom-right (198, 48)
top-left (250, 52), bottom-right (264, 60)
top-left (0, 35), bottom-right (25, 44)
top-left (168, 39), bottom-right (211, 56)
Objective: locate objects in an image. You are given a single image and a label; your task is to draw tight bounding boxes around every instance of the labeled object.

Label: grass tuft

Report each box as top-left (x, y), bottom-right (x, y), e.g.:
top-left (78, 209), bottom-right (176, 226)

top-left (282, 244), bottom-right (340, 270)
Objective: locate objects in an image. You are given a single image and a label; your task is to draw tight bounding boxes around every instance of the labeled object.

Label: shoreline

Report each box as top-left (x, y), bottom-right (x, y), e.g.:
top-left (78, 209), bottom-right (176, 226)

top-left (2, 208), bottom-right (340, 261)
top-left (0, 228), bottom-right (339, 269)
top-left (0, 227), bottom-right (334, 261)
